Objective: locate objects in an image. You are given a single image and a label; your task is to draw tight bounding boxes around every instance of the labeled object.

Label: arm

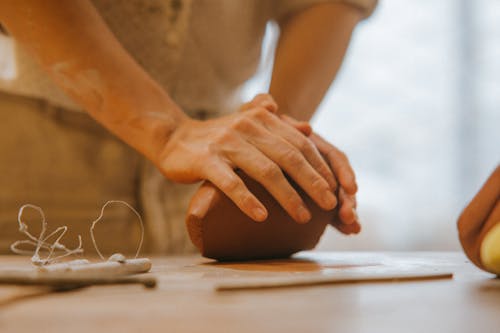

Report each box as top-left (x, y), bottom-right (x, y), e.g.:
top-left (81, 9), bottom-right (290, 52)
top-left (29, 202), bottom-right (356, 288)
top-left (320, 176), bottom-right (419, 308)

top-left (269, 2), bottom-right (363, 122)
top-left (269, 3), bottom-right (365, 233)
top-left (0, 0), bottom-right (184, 162)
top-left (0, 0), bottom-right (338, 223)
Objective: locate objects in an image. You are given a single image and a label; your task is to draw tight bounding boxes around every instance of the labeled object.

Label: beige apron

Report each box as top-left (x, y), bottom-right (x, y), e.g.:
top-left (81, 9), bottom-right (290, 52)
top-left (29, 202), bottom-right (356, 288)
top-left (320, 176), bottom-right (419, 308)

top-left (0, 91), bottom-right (198, 255)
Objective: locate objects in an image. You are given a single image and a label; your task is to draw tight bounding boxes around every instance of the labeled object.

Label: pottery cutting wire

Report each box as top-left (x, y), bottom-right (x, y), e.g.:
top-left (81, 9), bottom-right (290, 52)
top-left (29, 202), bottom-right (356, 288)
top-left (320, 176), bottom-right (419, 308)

top-left (0, 201), bottom-right (156, 289)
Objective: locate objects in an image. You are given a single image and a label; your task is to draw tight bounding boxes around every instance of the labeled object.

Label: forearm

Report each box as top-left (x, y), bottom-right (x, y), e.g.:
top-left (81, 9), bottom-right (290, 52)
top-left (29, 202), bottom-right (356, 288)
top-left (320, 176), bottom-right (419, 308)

top-left (0, 0), bottom-right (187, 163)
top-left (269, 3), bottom-right (362, 121)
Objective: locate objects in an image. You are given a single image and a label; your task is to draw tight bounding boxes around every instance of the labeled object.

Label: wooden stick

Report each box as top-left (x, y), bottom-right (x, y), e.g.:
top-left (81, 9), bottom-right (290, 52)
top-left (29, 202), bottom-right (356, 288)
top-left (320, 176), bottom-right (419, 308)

top-left (0, 274), bottom-right (157, 289)
top-left (216, 270), bottom-right (454, 291)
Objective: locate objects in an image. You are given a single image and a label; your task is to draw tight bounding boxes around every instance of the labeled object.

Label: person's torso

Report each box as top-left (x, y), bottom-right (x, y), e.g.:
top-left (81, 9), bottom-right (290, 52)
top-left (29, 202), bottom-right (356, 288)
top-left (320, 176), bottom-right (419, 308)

top-left (0, 0), bottom-right (271, 115)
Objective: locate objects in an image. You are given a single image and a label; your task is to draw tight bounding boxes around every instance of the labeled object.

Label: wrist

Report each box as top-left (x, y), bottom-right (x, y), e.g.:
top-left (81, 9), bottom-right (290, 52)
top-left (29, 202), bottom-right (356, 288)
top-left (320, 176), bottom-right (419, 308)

top-left (95, 83), bottom-right (190, 163)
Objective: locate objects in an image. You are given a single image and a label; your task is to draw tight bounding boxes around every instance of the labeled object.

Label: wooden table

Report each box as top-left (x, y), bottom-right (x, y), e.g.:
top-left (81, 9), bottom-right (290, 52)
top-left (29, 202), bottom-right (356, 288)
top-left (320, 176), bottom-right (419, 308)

top-left (0, 252), bottom-right (498, 333)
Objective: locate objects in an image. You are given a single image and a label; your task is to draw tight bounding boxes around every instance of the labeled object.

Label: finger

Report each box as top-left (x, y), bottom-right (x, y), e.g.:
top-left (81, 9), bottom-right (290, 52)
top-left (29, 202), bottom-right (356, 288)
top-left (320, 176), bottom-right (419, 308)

top-left (310, 133), bottom-right (358, 195)
top-left (224, 138), bottom-right (312, 223)
top-left (240, 114), bottom-right (337, 212)
top-left (331, 219), bottom-right (361, 235)
top-left (240, 93), bottom-right (278, 113)
top-left (330, 188), bottom-right (361, 235)
top-left (251, 109), bottom-right (337, 191)
top-left (262, 113), bottom-right (337, 191)
top-left (187, 181), bottom-right (220, 219)
top-left (338, 188), bottom-right (358, 225)
top-left (280, 114), bottom-right (312, 136)
top-left (203, 160), bottom-right (268, 222)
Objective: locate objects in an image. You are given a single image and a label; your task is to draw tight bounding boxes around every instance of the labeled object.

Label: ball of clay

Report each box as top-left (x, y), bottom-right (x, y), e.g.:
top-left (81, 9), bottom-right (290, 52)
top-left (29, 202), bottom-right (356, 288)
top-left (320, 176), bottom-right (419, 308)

top-left (185, 170), bottom-right (334, 261)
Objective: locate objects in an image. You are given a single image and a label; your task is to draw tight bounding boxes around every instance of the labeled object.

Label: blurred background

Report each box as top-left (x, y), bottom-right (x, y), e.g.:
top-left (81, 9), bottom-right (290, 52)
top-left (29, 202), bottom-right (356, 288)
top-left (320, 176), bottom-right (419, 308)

top-left (243, 0), bottom-right (500, 251)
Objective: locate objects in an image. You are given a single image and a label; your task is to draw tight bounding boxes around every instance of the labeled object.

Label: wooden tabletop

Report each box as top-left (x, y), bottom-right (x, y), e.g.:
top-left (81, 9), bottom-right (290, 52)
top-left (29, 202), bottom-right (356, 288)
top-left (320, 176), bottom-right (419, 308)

top-left (0, 252), bottom-right (499, 333)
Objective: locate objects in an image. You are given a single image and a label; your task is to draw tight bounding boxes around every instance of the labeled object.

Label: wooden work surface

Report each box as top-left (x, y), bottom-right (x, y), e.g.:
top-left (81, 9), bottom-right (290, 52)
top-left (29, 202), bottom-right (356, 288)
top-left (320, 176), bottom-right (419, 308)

top-left (0, 252), bottom-right (499, 333)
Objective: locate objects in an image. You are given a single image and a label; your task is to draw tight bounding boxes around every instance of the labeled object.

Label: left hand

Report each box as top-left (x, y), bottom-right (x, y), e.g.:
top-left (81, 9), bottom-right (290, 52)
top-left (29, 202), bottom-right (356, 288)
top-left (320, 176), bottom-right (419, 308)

top-left (303, 130), bottom-right (360, 235)
top-left (241, 94), bottom-right (361, 234)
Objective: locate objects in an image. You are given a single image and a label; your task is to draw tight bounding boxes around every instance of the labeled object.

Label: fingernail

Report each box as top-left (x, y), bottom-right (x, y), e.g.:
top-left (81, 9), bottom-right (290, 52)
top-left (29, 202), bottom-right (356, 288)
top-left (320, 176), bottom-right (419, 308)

top-left (297, 205), bottom-right (311, 223)
top-left (252, 207), bottom-right (267, 222)
top-left (323, 191), bottom-right (337, 210)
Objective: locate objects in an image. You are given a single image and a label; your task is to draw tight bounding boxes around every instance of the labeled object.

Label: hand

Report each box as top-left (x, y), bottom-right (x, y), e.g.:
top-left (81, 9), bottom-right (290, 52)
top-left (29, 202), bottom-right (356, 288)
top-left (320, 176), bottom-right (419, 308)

top-left (242, 94), bottom-right (361, 234)
top-left (282, 120), bottom-right (360, 234)
top-left (458, 165), bottom-right (500, 272)
top-left (157, 97), bottom-right (338, 223)
top-left (308, 132), bottom-right (360, 234)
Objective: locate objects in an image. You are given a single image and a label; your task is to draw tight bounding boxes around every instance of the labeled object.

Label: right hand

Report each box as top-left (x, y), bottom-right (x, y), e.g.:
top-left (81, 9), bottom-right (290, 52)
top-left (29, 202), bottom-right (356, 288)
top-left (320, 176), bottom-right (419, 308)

top-left (157, 100), bottom-right (338, 223)
top-left (244, 96), bottom-right (361, 234)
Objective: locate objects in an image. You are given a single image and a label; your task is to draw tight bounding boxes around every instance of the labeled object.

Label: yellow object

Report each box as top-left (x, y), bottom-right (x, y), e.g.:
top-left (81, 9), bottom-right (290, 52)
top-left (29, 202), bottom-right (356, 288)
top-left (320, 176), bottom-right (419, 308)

top-left (480, 222), bottom-right (500, 275)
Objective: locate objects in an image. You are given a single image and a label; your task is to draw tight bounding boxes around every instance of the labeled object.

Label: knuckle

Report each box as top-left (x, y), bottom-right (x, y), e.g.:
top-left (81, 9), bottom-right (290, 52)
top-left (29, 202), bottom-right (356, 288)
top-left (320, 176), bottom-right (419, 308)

top-left (310, 176), bottom-right (328, 191)
top-left (296, 136), bottom-right (314, 152)
top-left (260, 162), bottom-right (281, 180)
top-left (344, 196), bottom-right (356, 209)
top-left (339, 206), bottom-right (351, 220)
top-left (240, 192), bottom-right (256, 207)
top-left (231, 116), bottom-right (253, 132)
top-left (301, 141), bottom-right (315, 156)
top-left (219, 176), bottom-right (242, 193)
top-left (214, 128), bottom-right (236, 145)
top-left (281, 147), bottom-right (304, 166)
top-left (250, 107), bottom-right (270, 119)
top-left (259, 93), bottom-right (277, 105)
top-left (318, 163), bottom-right (333, 178)
top-left (207, 142), bottom-right (221, 155)
top-left (285, 191), bottom-right (303, 209)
